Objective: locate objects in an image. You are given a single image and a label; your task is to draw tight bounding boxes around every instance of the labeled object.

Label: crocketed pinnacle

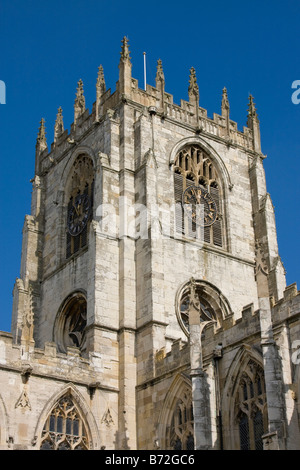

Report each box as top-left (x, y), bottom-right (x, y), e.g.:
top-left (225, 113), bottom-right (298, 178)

top-left (222, 87), bottom-right (230, 111)
top-left (120, 36), bottom-right (131, 62)
top-left (247, 94), bottom-right (259, 124)
top-left (36, 118), bottom-right (47, 152)
top-left (156, 59), bottom-right (165, 83)
top-left (188, 67), bottom-right (199, 97)
top-left (74, 79), bottom-right (86, 114)
top-left (54, 107), bottom-right (64, 140)
top-left (96, 65), bottom-right (106, 95)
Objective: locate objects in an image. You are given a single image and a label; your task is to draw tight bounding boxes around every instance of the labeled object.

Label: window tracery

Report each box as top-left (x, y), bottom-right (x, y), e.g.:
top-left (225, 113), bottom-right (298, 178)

top-left (176, 279), bottom-right (224, 336)
top-left (54, 292), bottom-right (87, 354)
top-left (40, 395), bottom-right (89, 450)
top-left (179, 290), bottom-right (216, 334)
top-left (235, 360), bottom-right (267, 450)
top-left (168, 389), bottom-right (194, 450)
top-left (173, 144), bottom-right (223, 247)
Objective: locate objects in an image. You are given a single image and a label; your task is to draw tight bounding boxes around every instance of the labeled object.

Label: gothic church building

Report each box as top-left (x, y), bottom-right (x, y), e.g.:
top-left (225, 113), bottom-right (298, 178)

top-left (0, 38), bottom-right (299, 450)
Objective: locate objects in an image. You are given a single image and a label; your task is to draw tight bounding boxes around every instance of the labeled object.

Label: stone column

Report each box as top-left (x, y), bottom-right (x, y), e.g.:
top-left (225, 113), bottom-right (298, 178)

top-left (256, 247), bottom-right (287, 450)
top-left (188, 279), bottom-right (215, 450)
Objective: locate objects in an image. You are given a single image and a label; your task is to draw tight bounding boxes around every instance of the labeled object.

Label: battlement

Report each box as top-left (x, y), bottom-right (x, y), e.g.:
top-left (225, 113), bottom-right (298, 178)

top-left (34, 37), bottom-right (262, 176)
top-left (155, 338), bottom-right (190, 378)
top-left (0, 333), bottom-right (110, 391)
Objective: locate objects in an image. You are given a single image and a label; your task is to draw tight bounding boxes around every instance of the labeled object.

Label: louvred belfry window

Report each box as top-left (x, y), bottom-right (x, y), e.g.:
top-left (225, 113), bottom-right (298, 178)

top-left (173, 145), bottom-right (223, 247)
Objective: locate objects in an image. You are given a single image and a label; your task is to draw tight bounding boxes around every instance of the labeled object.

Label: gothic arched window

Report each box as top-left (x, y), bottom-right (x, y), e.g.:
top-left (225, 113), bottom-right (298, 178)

top-left (179, 288), bottom-right (216, 334)
top-left (235, 360), bottom-right (268, 450)
top-left (40, 395), bottom-right (89, 450)
top-left (54, 292), bottom-right (87, 354)
top-left (173, 145), bottom-right (223, 247)
top-left (168, 389), bottom-right (194, 450)
top-left (175, 279), bottom-right (232, 337)
top-left (66, 155), bottom-right (94, 259)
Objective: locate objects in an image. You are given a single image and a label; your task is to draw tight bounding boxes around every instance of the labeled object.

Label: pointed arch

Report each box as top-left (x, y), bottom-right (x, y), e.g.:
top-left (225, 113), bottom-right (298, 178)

top-left (169, 137), bottom-right (231, 248)
top-left (221, 345), bottom-right (268, 450)
top-left (60, 152), bottom-right (96, 258)
top-left (59, 146), bottom-right (97, 193)
top-left (169, 136), bottom-right (233, 191)
top-left (34, 383), bottom-right (101, 450)
top-left (157, 373), bottom-right (194, 450)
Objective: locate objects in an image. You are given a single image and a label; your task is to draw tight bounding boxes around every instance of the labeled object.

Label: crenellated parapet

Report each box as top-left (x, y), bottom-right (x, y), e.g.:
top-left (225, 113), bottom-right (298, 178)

top-left (34, 37), bottom-right (262, 178)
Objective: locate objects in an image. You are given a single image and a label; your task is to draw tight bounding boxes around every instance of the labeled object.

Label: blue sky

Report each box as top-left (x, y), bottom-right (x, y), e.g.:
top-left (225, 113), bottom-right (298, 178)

top-left (0, 0), bottom-right (299, 332)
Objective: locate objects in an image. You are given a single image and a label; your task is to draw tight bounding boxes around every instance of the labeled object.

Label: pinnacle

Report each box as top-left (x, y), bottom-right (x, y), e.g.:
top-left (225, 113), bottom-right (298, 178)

top-left (37, 118), bottom-right (46, 142)
top-left (120, 36), bottom-right (131, 62)
top-left (74, 79), bottom-right (86, 117)
top-left (156, 59), bottom-right (165, 82)
top-left (188, 67), bottom-right (199, 96)
top-left (247, 94), bottom-right (259, 123)
top-left (54, 107), bottom-right (64, 140)
top-left (36, 118), bottom-right (47, 153)
top-left (96, 65), bottom-right (106, 94)
top-left (222, 87), bottom-right (230, 110)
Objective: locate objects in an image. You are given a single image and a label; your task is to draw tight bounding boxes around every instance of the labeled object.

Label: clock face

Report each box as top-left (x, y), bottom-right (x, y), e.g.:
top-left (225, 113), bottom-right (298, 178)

top-left (182, 185), bottom-right (217, 227)
top-left (67, 193), bottom-right (91, 236)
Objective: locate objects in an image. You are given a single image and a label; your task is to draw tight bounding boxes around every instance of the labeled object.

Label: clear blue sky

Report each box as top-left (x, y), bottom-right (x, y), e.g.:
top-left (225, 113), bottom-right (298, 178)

top-left (0, 0), bottom-right (299, 332)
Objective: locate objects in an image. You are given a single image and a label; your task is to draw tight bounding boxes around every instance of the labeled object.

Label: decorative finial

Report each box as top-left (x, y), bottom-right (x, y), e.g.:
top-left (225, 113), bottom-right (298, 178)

top-left (156, 59), bottom-right (165, 83)
top-left (188, 67), bottom-right (200, 124)
top-left (155, 59), bottom-right (165, 110)
top-left (36, 118), bottom-right (47, 153)
top-left (74, 79), bottom-right (86, 122)
top-left (247, 94), bottom-right (259, 124)
top-left (188, 67), bottom-right (199, 98)
top-left (95, 65), bottom-right (106, 121)
top-left (222, 87), bottom-right (230, 112)
top-left (118, 36), bottom-right (132, 95)
top-left (96, 65), bottom-right (106, 96)
top-left (247, 94), bottom-right (261, 153)
top-left (221, 87), bottom-right (230, 137)
top-left (120, 36), bottom-right (131, 62)
top-left (54, 107), bottom-right (64, 141)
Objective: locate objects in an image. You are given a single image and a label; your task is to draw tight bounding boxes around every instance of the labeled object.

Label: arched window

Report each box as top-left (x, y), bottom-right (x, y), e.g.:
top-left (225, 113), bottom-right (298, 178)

top-left (54, 292), bottom-right (87, 354)
top-left (179, 288), bottom-right (216, 334)
top-left (235, 360), bottom-right (268, 450)
top-left (173, 145), bottom-right (223, 247)
top-left (40, 395), bottom-right (89, 450)
top-left (66, 155), bottom-right (94, 258)
top-left (168, 390), bottom-right (194, 450)
top-left (175, 279), bottom-right (232, 336)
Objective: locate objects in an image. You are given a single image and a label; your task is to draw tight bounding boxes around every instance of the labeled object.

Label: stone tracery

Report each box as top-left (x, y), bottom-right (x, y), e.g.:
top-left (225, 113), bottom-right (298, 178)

top-left (173, 144), bottom-right (223, 246)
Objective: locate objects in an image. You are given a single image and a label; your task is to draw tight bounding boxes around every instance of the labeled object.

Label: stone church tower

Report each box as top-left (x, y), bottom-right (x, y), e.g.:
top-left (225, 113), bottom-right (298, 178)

top-left (0, 37), bottom-right (299, 450)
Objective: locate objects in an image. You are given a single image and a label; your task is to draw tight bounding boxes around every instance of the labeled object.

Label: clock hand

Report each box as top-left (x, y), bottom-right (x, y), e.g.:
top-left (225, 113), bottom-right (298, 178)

top-left (73, 203), bottom-right (80, 217)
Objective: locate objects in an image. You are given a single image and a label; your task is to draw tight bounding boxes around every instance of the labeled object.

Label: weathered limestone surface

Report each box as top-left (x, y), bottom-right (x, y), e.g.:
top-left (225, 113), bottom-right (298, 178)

top-left (0, 38), bottom-right (299, 450)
